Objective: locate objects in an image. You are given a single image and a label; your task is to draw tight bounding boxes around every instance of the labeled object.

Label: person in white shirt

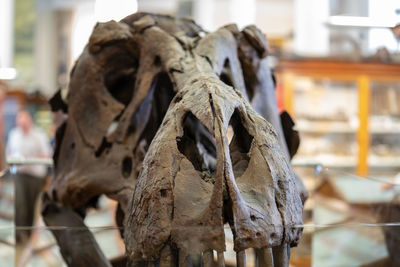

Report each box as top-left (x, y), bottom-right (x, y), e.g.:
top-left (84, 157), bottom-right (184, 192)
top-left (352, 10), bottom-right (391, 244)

top-left (6, 109), bottom-right (52, 243)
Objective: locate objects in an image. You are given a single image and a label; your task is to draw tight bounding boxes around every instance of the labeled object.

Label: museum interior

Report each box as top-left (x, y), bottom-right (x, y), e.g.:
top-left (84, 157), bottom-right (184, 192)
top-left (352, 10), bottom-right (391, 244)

top-left (1, 0), bottom-right (400, 266)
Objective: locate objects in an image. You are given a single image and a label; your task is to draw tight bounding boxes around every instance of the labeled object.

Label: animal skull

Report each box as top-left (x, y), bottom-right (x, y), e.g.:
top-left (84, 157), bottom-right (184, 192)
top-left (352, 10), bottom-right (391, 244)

top-left (46, 13), bottom-right (304, 266)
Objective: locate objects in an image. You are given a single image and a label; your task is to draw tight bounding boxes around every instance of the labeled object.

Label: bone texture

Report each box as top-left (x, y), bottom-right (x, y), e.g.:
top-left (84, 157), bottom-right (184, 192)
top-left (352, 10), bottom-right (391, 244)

top-left (45, 12), bottom-right (304, 267)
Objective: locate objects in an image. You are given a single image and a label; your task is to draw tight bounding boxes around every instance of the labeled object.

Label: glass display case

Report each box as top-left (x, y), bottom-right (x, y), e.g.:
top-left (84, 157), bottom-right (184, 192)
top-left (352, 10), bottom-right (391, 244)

top-left (369, 81), bottom-right (400, 169)
top-left (277, 59), bottom-right (400, 176)
top-left (290, 76), bottom-right (358, 169)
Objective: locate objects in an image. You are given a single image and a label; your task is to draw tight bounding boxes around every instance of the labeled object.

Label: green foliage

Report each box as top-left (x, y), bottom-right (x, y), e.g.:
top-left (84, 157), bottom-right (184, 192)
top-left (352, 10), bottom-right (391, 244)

top-left (14, 0), bottom-right (36, 85)
top-left (14, 0), bottom-right (35, 54)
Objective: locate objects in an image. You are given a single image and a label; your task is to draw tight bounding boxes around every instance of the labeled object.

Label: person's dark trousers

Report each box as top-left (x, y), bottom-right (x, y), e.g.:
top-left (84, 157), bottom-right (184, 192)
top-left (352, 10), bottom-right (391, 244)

top-left (14, 173), bottom-right (46, 244)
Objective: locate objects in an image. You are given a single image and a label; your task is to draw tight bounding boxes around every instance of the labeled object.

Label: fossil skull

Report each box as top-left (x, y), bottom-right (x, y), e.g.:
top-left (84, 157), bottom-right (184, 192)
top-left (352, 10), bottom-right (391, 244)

top-left (47, 13), bottom-right (304, 266)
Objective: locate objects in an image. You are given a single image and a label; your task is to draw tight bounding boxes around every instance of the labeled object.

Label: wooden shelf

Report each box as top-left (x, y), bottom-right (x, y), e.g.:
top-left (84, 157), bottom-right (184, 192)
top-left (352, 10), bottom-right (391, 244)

top-left (276, 59), bottom-right (400, 79)
top-left (296, 120), bottom-right (357, 134)
top-left (297, 127), bottom-right (356, 134)
top-left (369, 157), bottom-right (400, 168)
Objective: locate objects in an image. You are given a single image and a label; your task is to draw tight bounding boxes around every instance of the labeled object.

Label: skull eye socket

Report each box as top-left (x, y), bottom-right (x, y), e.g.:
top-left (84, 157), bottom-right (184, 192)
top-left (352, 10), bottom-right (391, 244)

top-left (228, 109), bottom-right (253, 178)
top-left (122, 156), bottom-right (133, 178)
top-left (220, 58), bottom-right (255, 101)
top-left (220, 59), bottom-right (234, 88)
top-left (103, 47), bottom-right (137, 106)
top-left (126, 71), bottom-right (175, 156)
top-left (104, 69), bottom-right (136, 106)
top-left (177, 112), bottom-right (216, 176)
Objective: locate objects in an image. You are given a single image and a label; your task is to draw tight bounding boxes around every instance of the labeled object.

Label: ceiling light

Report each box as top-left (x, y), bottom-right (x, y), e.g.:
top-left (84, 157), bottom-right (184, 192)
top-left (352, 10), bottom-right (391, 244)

top-left (328, 16), bottom-right (397, 28)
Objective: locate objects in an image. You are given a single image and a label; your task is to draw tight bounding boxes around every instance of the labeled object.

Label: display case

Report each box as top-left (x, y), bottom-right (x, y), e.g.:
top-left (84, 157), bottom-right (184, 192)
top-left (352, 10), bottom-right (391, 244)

top-left (287, 76), bottom-right (358, 169)
top-left (276, 59), bottom-right (400, 176)
top-left (369, 81), bottom-right (400, 169)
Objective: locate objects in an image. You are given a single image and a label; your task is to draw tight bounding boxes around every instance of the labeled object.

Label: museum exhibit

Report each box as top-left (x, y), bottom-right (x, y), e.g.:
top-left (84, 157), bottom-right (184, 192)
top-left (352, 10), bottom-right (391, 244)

top-left (0, 0), bottom-right (400, 266)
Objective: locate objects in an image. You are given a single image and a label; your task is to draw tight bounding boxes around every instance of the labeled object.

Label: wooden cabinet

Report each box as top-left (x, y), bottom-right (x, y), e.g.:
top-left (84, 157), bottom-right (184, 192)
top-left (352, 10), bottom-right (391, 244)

top-left (276, 59), bottom-right (400, 176)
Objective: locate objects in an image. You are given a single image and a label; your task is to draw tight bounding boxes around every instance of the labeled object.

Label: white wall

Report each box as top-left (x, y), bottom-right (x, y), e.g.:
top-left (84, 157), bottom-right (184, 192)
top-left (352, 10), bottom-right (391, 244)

top-left (0, 0), bottom-right (15, 68)
top-left (294, 0), bottom-right (330, 56)
top-left (71, 0), bottom-right (97, 61)
top-left (256, 0), bottom-right (293, 38)
top-left (368, 0), bottom-right (400, 53)
top-left (71, 0), bottom-right (139, 61)
top-left (34, 5), bottom-right (57, 96)
top-left (193, 0), bottom-right (215, 31)
top-left (229, 0), bottom-right (256, 29)
top-left (137, 0), bottom-right (177, 14)
top-left (197, 0), bottom-right (292, 35)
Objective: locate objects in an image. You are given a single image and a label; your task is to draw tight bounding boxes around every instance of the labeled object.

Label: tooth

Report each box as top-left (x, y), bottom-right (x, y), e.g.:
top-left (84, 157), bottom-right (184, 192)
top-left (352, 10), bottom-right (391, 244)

top-left (256, 248), bottom-right (274, 267)
top-left (159, 245), bottom-right (174, 267)
top-left (179, 252), bottom-right (190, 267)
top-left (159, 258), bottom-right (174, 267)
top-left (190, 254), bottom-right (202, 266)
top-left (236, 250), bottom-right (246, 267)
top-left (203, 250), bottom-right (214, 267)
top-left (272, 244), bottom-right (289, 267)
top-left (217, 251), bottom-right (225, 267)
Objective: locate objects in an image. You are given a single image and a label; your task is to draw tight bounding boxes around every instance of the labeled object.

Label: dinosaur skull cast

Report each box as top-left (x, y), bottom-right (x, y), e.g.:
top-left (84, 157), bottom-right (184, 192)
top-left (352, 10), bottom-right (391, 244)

top-left (47, 13), bottom-right (304, 266)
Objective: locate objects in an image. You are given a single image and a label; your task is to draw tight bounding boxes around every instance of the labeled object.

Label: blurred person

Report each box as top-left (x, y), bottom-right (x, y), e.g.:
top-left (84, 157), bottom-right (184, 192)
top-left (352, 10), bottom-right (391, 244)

top-left (6, 109), bottom-right (52, 244)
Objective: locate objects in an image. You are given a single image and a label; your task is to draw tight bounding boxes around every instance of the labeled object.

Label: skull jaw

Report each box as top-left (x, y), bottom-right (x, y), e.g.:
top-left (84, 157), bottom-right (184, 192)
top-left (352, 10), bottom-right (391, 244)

top-left (125, 78), bottom-right (303, 262)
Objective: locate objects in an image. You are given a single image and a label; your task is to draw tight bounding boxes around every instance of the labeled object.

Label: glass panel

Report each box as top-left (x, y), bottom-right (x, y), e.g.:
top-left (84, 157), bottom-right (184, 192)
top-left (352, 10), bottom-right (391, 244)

top-left (369, 81), bottom-right (400, 171)
top-left (298, 165), bottom-right (400, 266)
top-left (292, 76), bottom-right (358, 170)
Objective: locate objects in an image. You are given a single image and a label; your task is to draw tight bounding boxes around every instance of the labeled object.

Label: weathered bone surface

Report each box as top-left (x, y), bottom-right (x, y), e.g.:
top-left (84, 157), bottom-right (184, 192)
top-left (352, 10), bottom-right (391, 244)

top-left (45, 12), bottom-right (305, 266)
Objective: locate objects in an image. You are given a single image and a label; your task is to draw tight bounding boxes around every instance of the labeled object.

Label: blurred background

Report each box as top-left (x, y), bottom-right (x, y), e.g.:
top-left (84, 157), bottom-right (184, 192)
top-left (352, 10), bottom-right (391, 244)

top-left (1, 0), bottom-right (400, 266)
top-left (1, 0), bottom-right (400, 174)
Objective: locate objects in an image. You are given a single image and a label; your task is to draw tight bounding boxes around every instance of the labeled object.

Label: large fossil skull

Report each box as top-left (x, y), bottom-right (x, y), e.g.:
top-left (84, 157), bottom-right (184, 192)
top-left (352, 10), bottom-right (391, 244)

top-left (46, 13), bottom-right (304, 266)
